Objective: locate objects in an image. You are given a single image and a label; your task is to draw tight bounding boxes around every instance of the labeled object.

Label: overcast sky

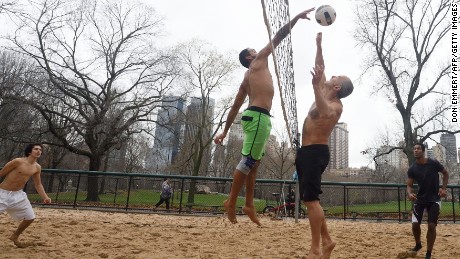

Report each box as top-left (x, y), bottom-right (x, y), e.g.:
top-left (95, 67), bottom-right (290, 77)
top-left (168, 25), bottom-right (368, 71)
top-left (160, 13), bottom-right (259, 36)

top-left (145, 0), bottom-right (453, 167)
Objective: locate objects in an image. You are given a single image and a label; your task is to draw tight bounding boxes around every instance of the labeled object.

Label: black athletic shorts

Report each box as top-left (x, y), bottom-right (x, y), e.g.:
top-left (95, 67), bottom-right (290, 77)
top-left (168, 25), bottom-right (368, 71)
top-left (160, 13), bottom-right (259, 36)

top-left (295, 144), bottom-right (330, 202)
top-left (412, 201), bottom-right (440, 224)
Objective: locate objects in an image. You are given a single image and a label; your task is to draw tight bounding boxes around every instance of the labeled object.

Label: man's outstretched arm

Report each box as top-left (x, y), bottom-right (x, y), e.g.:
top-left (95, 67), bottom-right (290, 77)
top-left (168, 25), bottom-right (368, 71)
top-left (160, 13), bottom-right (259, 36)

top-left (258, 8), bottom-right (315, 58)
top-left (314, 32), bottom-right (326, 84)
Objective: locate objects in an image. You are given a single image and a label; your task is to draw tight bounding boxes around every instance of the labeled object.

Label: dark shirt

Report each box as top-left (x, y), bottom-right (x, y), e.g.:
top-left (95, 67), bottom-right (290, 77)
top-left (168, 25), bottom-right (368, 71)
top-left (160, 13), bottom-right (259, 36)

top-left (407, 158), bottom-right (444, 203)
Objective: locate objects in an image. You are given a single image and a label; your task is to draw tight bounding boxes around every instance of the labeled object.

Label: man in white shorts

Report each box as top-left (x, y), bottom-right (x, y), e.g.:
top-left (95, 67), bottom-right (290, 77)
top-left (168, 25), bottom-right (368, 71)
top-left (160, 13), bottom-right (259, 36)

top-left (0, 143), bottom-right (51, 247)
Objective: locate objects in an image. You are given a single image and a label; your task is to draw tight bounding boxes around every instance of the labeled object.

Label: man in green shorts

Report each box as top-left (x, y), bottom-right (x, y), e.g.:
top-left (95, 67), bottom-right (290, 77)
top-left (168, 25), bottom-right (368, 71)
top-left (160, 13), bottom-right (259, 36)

top-left (214, 8), bottom-right (315, 226)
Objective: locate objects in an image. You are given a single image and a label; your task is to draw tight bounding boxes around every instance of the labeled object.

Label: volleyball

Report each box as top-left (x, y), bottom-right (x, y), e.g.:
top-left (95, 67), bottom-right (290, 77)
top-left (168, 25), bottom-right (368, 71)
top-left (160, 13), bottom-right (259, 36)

top-left (315, 5), bottom-right (336, 26)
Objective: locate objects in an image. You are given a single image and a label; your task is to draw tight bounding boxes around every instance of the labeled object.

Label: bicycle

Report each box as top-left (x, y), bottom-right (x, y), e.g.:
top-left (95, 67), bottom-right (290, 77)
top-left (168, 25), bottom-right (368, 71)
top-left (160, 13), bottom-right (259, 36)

top-left (262, 192), bottom-right (306, 219)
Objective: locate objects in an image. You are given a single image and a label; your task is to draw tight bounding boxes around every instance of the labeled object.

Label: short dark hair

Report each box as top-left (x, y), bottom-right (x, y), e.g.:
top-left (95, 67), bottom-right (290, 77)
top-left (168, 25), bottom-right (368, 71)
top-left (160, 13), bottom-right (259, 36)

top-left (239, 48), bottom-right (251, 68)
top-left (338, 78), bottom-right (354, 99)
top-left (24, 143), bottom-right (44, 157)
top-left (414, 142), bottom-right (426, 152)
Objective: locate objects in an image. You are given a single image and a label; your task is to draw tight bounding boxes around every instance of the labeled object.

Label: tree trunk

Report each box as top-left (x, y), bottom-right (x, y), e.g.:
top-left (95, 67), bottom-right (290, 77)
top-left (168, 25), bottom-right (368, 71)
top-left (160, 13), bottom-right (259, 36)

top-left (86, 156), bottom-right (102, 201)
top-left (186, 149), bottom-right (205, 205)
top-left (402, 113), bottom-right (416, 166)
top-left (99, 155), bottom-right (110, 195)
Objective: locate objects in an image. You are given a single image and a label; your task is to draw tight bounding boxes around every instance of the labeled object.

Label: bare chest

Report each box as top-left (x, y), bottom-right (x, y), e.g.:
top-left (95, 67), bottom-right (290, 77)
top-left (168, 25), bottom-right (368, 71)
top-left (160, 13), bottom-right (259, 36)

top-left (11, 164), bottom-right (37, 178)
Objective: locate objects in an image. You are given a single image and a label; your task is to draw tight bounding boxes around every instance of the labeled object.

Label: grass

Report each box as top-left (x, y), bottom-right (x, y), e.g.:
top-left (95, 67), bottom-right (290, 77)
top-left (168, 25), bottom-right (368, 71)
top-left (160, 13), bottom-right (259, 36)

top-left (325, 200), bottom-right (460, 217)
top-left (29, 189), bottom-right (460, 217)
top-left (29, 189), bottom-right (267, 210)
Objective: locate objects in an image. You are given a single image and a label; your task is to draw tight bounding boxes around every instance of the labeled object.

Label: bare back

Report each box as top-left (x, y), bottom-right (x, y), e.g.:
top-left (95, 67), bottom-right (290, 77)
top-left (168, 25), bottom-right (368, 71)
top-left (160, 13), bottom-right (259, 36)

top-left (0, 158), bottom-right (41, 191)
top-left (301, 100), bottom-right (342, 146)
top-left (242, 55), bottom-right (274, 111)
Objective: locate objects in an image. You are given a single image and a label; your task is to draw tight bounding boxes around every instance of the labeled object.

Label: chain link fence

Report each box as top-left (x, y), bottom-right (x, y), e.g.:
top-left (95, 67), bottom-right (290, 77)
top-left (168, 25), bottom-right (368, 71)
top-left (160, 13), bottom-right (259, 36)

top-left (24, 169), bottom-right (460, 223)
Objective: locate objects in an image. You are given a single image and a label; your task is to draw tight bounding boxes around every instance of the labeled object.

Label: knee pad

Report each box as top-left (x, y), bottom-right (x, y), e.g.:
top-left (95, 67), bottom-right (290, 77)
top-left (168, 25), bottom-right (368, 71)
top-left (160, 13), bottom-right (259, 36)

top-left (236, 156), bottom-right (257, 175)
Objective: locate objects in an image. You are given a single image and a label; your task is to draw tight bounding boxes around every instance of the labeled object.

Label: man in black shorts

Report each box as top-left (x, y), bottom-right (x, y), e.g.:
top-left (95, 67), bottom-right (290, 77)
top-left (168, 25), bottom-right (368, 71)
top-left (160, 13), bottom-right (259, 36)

top-left (406, 142), bottom-right (449, 259)
top-left (295, 32), bottom-right (353, 259)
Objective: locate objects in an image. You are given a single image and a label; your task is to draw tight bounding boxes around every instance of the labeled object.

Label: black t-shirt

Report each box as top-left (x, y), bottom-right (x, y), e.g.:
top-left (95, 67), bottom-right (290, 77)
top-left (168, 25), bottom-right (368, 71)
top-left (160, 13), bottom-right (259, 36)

top-left (407, 158), bottom-right (444, 202)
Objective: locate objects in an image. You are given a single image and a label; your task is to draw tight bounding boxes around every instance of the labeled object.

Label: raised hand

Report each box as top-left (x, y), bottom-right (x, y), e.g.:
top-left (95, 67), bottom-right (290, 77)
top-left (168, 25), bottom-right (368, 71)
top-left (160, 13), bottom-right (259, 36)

top-left (296, 8), bottom-right (316, 20)
top-left (316, 32), bottom-right (322, 47)
top-left (310, 64), bottom-right (324, 89)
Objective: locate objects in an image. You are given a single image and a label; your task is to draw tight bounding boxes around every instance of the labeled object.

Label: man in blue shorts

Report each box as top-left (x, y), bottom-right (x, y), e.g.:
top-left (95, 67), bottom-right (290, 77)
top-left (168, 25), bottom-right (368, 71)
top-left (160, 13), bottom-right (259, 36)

top-left (406, 142), bottom-right (449, 259)
top-left (214, 8), bottom-right (316, 226)
top-left (295, 32), bottom-right (353, 259)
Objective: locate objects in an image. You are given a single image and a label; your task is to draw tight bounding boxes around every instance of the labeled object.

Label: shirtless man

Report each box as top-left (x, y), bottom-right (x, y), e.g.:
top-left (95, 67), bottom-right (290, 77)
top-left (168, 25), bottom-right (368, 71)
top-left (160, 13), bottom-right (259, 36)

top-left (0, 143), bottom-right (51, 247)
top-left (214, 8), bottom-right (315, 225)
top-left (295, 32), bottom-right (353, 258)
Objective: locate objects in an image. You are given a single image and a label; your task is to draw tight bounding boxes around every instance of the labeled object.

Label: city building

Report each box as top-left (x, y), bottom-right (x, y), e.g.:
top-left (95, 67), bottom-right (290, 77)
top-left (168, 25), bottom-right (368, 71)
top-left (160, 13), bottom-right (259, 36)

top-left (375, 145), bottom-right (406, 169)
top-left (440, 133), bottom-right (457, 165)
top-left (427, 143), bottom-right (447, 163)
top-left (147, 96), bottom-right (185, 172)
top-left (183, 97), bottom-right (215, 143)
top-left (182, 97), bottom-right (215, 175)
top-left (228, 112), bottom-right (244, 144)
top-left (328, 122), bottom-right (349, 169)
top-left (458, 147), bottom-right (460, 164)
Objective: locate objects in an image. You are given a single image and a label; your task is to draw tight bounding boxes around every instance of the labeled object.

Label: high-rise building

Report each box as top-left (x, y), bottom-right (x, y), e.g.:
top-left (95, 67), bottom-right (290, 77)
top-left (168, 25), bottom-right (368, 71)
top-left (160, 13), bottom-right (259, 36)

top-left (428, 143), bottom-right (447, 163)
top-left (440, 133), bottom-right (457, 165)
top-left (147, 96), bottom-right (185, 172)
top-left (228, 112), bottom-right (244, 144)
top-left (184, 97), bottom-right (215, 143)
top-left (328, 122), bottom-right (349, 169)
top-left (375, 145), bottom-right (402, 168)
top-left (183, 97), bottom-right (215, 175)
top-left (458, 148), bottom-right (460, 164)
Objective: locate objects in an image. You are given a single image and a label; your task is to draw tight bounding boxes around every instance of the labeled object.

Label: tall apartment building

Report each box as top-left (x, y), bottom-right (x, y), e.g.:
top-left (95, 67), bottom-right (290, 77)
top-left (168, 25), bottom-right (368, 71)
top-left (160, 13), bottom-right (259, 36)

top-left (440, 133), bottom-right (457, 165)
top-left (458, 148), bottom-right (460, 164)
top-left (427, 143), bottom-right (447, 163)
top-left (183, 97), bottom-right (215, 143)
top-left (376, 145), bottom-right (406, 169)
top-left (147, 96), bottom-right (185, 172)
top-left (228, 112), bottom-right (244, 144)
top-left (328, 122), bottom-right (349, 169)
top-left (183, 97), bottom-right (215, 174)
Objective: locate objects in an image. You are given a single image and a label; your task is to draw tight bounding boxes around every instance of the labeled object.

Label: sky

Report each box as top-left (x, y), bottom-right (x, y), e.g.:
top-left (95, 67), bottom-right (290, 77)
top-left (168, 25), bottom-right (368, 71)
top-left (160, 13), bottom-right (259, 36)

top-left (141, 1), bottom-right (453, 167)
top-left (0, 0), bottom-right (454, 168)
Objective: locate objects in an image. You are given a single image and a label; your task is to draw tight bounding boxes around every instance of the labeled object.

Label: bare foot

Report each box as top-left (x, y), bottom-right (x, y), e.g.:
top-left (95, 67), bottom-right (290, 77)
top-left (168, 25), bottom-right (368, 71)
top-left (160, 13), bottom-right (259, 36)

top-left (242, 205), bottom-right (261, 226)
top-left (9, 234), bottom-right (28, 248)
top-left (321, 241), bottom-right (336, 259)
top-left (223, 199), bottom-right (237, 224)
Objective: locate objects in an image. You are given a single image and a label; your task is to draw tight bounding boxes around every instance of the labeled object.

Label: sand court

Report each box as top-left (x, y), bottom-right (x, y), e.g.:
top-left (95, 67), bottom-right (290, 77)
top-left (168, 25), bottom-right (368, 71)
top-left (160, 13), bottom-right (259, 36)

top-left (1, 208), bottom-right (459, 258)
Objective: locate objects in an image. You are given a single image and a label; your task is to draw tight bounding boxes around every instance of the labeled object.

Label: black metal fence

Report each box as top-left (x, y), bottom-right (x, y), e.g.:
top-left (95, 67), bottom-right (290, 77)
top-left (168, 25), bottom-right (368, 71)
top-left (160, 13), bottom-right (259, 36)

top-left (25, 169), bottom-right (460, 223)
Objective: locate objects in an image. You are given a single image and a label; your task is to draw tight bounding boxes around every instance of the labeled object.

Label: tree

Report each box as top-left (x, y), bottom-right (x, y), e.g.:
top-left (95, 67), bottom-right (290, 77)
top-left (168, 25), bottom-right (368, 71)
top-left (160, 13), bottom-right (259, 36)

top-left (355, 0), bottom-right (459, 165)
top-left (0, 51), bottom-right (41, 162)
top-left (173, 39), bottom-right (238, 204)
top-left (210, 130), bottom-right (243, 178)
top-left (0, 1), bottom-right (16, 15)
top-left (3, 0), bottom-right (179, 201)
top-left (259, 130), bottom-right (296, 180)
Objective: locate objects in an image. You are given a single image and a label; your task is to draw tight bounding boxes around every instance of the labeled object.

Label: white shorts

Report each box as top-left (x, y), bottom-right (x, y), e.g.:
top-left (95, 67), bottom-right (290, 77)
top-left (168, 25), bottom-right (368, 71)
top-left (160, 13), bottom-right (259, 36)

top-left (0, 188), bottom-right (36, 221)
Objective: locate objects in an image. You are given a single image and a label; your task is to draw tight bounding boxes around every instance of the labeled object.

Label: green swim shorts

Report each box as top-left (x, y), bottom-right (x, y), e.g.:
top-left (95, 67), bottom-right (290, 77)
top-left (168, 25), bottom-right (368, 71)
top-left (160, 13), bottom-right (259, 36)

top-left (241, 106), bottom-right (272, 160)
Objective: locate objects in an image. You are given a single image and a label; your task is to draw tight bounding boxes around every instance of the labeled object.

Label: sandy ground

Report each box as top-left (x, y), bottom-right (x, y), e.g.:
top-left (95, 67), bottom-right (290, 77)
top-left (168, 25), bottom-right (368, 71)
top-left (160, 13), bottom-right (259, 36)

top-left (0, 208), bottom-right (459, 259)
